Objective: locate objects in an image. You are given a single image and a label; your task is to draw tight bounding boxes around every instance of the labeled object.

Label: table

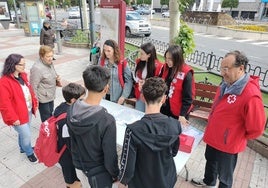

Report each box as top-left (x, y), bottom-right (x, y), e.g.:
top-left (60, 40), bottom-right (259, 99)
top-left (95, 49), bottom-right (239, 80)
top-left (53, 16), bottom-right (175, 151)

top-left (100, 99), bottom-right (204, 175)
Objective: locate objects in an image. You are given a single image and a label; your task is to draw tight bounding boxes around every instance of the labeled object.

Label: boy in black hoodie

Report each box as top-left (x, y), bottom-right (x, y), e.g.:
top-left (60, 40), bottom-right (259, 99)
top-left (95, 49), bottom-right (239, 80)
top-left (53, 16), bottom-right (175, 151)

top-left (118, 77), bottom-right (182, 188)
top-left (54, 83), bottom-right (85, 188)
top-left (67, 66), bottom-right (119, 188)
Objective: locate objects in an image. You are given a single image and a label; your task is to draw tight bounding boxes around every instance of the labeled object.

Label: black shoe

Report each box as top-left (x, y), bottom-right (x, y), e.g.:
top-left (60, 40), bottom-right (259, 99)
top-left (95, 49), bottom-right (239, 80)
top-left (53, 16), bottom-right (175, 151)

top-left (53, 57), bottom-right (56, 60)
top-left (27, 154), bottom-right (38, 163)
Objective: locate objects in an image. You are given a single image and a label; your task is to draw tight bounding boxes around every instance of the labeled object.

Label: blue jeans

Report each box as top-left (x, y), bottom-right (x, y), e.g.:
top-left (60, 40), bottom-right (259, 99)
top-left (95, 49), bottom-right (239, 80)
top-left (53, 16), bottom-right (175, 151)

top-left (13, 112), bottom-right (34, 156)
top-left (39, 101), bottom-right (54, 122)
top-left (135, 99), bottom-right (145, 112)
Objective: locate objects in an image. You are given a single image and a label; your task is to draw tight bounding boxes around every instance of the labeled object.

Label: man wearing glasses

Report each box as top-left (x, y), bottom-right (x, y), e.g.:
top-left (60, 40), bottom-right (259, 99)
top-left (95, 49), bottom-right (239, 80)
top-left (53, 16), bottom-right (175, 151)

top-left (191, 50), bottom-right (266, 188)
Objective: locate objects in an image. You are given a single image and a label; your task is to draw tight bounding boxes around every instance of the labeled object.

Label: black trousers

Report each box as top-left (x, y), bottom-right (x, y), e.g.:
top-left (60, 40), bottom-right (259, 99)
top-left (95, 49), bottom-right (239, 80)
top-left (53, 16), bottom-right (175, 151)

top-left (84, 166), bottom-right (113, 188)
top-left (203, 145), bottom-right (238, 188)
top-left (38, 101), bottom-right (54, 122)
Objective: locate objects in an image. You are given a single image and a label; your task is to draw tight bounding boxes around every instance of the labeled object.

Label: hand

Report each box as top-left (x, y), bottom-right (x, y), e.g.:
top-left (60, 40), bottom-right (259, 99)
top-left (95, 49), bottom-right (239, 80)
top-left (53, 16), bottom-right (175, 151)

top-left (117, 97), bottom-right (125, 105)
top-left (56, 75), bottom-right (61, 82)
top-left (118, 182), bottom-right (127, 188)
top-left (138, 79), bottom-right (145, 91)
top-left (13, 120), bottom-right (20, 126)
top-left (178, 116), bottom-right (190, 128)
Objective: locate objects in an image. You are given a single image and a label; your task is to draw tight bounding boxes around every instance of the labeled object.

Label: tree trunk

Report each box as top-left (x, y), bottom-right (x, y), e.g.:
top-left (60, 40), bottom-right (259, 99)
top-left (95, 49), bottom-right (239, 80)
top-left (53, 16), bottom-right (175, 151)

top-left (169, 0), bottom-right (180, 45)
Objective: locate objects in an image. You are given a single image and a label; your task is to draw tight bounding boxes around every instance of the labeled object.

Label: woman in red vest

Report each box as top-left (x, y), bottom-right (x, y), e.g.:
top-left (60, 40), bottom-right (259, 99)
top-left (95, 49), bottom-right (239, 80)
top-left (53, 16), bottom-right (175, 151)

top-left (133, 42), bottom-right (163, 112)
top-left (160, 45), bottom-right (195, 126)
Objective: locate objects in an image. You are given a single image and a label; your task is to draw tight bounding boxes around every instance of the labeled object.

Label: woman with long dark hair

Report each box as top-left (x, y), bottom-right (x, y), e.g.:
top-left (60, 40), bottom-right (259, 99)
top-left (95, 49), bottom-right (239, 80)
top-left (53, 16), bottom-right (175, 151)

top-left (133, 42), bottom-right (163, 112)
top-left (160, 45), bottom-right (195, 126)
top-left (0, 54), bottom-right (38, 163)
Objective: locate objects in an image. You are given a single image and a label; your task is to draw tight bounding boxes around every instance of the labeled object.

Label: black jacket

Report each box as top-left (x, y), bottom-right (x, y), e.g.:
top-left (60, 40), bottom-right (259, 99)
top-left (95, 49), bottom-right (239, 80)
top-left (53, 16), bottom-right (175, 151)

top-left (66, 100), bottom-right (119, 179)
top-left (119, 113), bottom-right (181, 188)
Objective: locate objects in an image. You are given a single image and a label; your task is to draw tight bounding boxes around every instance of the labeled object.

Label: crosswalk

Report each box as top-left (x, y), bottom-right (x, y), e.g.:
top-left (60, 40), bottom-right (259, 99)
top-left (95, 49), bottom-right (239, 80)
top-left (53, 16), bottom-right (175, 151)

top-left (194, 33), bottom-right (268, 47)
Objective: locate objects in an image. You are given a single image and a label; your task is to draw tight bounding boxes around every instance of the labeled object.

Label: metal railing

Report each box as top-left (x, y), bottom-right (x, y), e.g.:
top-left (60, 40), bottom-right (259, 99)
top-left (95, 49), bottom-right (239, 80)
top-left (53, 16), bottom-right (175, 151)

top-left (125, 37), bottom-right (268, 93)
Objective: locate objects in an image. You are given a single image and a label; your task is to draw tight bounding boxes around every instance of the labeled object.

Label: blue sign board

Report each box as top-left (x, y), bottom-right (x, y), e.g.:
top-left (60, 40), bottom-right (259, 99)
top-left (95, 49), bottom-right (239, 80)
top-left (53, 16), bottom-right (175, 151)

top-left (262, 0), bottom-right (268, 2)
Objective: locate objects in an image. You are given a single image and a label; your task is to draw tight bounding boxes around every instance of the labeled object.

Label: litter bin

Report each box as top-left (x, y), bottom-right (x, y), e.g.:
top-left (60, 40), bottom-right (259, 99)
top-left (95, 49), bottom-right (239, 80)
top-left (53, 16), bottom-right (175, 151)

top-left (90, 46), bottom-right (100, 65)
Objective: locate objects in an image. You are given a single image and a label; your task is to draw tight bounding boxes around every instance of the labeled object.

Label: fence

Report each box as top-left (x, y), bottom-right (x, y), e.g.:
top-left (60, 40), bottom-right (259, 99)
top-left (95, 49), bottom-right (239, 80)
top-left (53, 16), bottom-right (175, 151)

top-left (125, 37), bottom-right (268, 93)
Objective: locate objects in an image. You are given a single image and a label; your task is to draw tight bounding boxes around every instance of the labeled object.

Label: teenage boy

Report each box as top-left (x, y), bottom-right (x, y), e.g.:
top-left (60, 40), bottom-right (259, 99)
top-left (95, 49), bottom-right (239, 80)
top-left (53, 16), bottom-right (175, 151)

top-left (67, 66), bottom-right (119, 188)
top-left (118, 77), bottom-right (182, 188)
top-left (54, 83), bottom-right (86, 188)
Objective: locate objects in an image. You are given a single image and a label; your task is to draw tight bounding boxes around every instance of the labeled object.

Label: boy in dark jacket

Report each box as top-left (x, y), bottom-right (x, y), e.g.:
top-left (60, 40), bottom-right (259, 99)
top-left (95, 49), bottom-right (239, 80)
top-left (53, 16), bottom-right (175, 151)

top-left (67, 66), bottom-right (119, 188)
top-left (54, 83), bottom-right (85, 188)
top-left (118, 77), bottom-right (182, 188)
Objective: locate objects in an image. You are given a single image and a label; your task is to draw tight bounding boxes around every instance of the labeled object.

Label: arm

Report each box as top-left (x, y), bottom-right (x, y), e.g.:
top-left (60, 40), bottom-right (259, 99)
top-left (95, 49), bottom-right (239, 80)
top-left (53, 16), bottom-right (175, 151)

top-left (118, 127), bottom-right (137, 185)
top-left (102, 118), bottom-right (119, 179)
top-left (30, 65), bottom-right (42, 96)
top-left (244, 96), bottom-right (266, 139)
top-left (0, 81), bottom-right (19, 125)
top-left (180, 72), bottom-right (193, 117)
top-left (118, 62), bottom-right (133, 104)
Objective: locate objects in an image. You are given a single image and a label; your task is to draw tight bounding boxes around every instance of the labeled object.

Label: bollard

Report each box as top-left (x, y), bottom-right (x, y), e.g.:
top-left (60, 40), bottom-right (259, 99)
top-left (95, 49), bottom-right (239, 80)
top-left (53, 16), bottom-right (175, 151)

top-left (56, 29), bottom-right (62, 55)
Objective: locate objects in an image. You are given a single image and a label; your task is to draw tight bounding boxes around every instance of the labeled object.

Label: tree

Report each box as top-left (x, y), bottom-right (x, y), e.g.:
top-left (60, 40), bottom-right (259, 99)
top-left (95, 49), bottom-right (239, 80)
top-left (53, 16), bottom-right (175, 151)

top-left (179, 0), bottom-right (195, 14)
top-left (221, 0), bottom-right (239, 11)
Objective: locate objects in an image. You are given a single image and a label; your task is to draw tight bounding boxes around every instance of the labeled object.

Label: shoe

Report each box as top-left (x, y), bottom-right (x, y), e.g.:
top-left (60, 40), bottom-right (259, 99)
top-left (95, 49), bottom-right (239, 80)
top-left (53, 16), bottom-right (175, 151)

top-left (53, 57), bottom-right (56, 60)
top-left (191, 178), bottom-right (207, 187)
top-left (27, 154), bottom-right (38, 163)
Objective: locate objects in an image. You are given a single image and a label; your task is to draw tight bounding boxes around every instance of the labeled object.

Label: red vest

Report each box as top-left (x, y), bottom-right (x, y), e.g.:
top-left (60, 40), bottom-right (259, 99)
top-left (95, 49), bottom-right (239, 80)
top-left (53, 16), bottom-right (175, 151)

top-left (100, 58), bottom-right (127, 88)
top-left (162, 64), bottom-right (195, 117)
top-left (134, 59), bottom-right (163, 98)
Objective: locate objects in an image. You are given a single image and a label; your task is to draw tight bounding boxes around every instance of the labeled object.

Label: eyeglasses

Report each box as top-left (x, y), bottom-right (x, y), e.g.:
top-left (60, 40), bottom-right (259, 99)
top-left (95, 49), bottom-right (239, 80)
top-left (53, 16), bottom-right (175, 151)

top-left (219, 66), bottom-right (237, 73)
top-left (17, 64), bottom-right (26, 67)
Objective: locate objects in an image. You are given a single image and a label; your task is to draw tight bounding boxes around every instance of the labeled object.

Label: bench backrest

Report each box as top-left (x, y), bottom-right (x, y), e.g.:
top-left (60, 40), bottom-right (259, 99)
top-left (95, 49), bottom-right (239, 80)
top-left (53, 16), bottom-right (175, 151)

top-left (193, 82), bottom-right (218, 108)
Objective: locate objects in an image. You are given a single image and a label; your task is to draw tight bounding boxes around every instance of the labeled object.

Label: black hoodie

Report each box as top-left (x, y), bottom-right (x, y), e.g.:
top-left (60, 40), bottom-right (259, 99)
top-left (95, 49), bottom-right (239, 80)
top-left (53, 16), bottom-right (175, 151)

top-left (119, 113), bottom-right (181, 188)
top-left (66, 100), bottom-right (119, 179)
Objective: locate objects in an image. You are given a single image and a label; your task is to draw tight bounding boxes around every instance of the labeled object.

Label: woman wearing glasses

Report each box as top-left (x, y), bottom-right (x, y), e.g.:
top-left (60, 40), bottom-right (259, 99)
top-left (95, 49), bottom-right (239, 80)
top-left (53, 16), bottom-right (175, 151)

top-left (0, 54), bottom-right (38, 163)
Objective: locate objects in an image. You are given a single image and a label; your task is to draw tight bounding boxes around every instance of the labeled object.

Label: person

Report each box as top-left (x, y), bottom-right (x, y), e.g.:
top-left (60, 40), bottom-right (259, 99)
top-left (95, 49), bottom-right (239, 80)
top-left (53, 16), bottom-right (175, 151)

top-left (0, 54), bottom-right (38, 163)
top-left (30, 45), bottom-right (61, 122)
top-left (54, 83), bottom-right (86, 188)
top-left (133, 42), bottom-right (163, 112)
top-left (118, 77), bottom-right (182, 188)
top-left (160, 45), bottom-right (195, 126)
top-left (40, 20), bottom-right (55, 50)
top-left (191, 50), bottom-right (266, 188)
top-left (99, 39), bottom-right (133, 104)
top-left (67, 66), bottom-right (119, 188)
top-left (60, 18), bottom-right (68, 38)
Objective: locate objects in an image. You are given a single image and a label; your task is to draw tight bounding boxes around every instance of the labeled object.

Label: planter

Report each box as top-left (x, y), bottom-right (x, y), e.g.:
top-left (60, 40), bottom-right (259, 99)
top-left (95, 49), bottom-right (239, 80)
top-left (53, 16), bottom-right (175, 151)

top-left (62, 40), bottom-right (90, 48)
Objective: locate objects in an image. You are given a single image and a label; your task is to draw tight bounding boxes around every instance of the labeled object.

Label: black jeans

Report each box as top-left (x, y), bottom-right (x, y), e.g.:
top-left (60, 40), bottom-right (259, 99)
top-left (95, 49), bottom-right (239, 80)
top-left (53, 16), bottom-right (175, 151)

top-left (203, 145), bottom-right (238, 188)
top-left (38, 101), bottom-right (54, 122)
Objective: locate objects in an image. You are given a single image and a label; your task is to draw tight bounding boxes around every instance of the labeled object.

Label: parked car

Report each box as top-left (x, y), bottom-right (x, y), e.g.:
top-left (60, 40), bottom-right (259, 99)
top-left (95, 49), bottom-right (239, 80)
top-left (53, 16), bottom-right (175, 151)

top-left (162, 11), bottom-right (170, 18)
top-left (68, 6), bottom-right (80, 19)
top-left (135, 8), bottom-right (155, 15)
top-left (125, 11), bottom-right (151, 37)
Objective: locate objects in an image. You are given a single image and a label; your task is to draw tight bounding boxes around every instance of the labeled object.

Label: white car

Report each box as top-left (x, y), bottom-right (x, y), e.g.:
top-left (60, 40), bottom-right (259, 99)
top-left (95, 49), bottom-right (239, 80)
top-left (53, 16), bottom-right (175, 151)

top-left (125, 11), bottom-right (151, 37)
top-left (68, 7), bottom-right (80, 19)
top-left (162, 11), bottom-right (170, 18)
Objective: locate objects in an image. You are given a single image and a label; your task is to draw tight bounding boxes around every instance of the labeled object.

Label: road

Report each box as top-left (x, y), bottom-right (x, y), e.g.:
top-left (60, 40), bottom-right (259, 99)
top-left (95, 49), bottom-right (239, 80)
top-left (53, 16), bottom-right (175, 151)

top-left (55, 9), bottom-right (268, 68)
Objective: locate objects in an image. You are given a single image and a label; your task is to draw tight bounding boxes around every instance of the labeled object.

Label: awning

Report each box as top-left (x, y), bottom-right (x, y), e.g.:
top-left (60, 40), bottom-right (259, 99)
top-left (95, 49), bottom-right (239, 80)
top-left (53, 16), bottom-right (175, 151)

top-left (262, 0), bottom-right (268, 2)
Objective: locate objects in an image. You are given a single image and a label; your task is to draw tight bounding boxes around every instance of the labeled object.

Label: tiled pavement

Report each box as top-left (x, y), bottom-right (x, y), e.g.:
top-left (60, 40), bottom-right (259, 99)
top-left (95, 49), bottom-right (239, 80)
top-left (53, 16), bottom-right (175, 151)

top-left (0, 24), bottom-right (268, 188)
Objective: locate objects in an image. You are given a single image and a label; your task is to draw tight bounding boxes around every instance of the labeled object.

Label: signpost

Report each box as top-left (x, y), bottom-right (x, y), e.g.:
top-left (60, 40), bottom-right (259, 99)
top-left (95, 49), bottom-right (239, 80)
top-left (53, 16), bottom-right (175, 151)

top-left (99, 0), bottom-right (126, 55)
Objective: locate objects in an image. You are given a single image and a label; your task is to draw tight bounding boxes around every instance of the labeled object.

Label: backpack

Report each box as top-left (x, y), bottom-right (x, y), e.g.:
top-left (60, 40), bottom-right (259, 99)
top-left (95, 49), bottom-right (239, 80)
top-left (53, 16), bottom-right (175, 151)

top-left (34, 113), bottom-right (67, 167)
top-left (100, 58), bottom-right (127, 88)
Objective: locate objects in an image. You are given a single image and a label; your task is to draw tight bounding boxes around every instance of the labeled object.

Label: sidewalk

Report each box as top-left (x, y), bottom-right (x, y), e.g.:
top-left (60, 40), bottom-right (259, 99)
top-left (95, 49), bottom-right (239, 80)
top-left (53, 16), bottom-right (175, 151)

top-left (0, 24), bottom-right (267, 188)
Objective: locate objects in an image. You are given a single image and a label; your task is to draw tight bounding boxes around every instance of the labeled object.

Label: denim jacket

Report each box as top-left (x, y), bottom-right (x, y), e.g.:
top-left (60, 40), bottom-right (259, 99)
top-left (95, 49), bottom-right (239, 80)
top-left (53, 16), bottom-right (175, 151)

top-left (100, 58), bottom-right (133, 103)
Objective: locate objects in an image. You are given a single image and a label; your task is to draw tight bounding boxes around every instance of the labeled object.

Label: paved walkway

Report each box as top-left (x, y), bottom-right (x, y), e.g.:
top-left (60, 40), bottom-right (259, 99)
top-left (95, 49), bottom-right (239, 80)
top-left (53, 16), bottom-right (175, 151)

top-left (0, 24), bottom-right (267, 188)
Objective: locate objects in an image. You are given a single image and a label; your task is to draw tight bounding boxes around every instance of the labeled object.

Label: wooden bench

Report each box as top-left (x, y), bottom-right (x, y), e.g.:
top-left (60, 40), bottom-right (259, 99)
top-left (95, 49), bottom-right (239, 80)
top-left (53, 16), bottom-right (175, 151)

top-left (189, 82), bottom-right (218, 121)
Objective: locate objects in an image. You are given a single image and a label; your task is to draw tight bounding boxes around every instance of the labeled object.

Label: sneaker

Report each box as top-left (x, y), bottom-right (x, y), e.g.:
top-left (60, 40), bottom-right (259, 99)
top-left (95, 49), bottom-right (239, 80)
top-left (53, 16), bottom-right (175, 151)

top-left (191, 178), bottom-right (207, 187)
top-left (27, 154), bottom-right (38, 163)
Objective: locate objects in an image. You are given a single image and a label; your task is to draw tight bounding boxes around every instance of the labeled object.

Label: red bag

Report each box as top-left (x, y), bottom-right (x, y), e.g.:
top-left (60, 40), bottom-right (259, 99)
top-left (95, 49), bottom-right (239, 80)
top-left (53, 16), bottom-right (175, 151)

top-left (34, 113), bottom-right (67, 167)
top-left (179, 134), bottom-right (195, 153)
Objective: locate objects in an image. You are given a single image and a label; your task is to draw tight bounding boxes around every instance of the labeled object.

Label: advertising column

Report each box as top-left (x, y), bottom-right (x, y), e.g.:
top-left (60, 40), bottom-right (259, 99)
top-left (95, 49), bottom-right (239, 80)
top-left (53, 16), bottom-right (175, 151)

top-left (100, 0), bottom-right (126, 55)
